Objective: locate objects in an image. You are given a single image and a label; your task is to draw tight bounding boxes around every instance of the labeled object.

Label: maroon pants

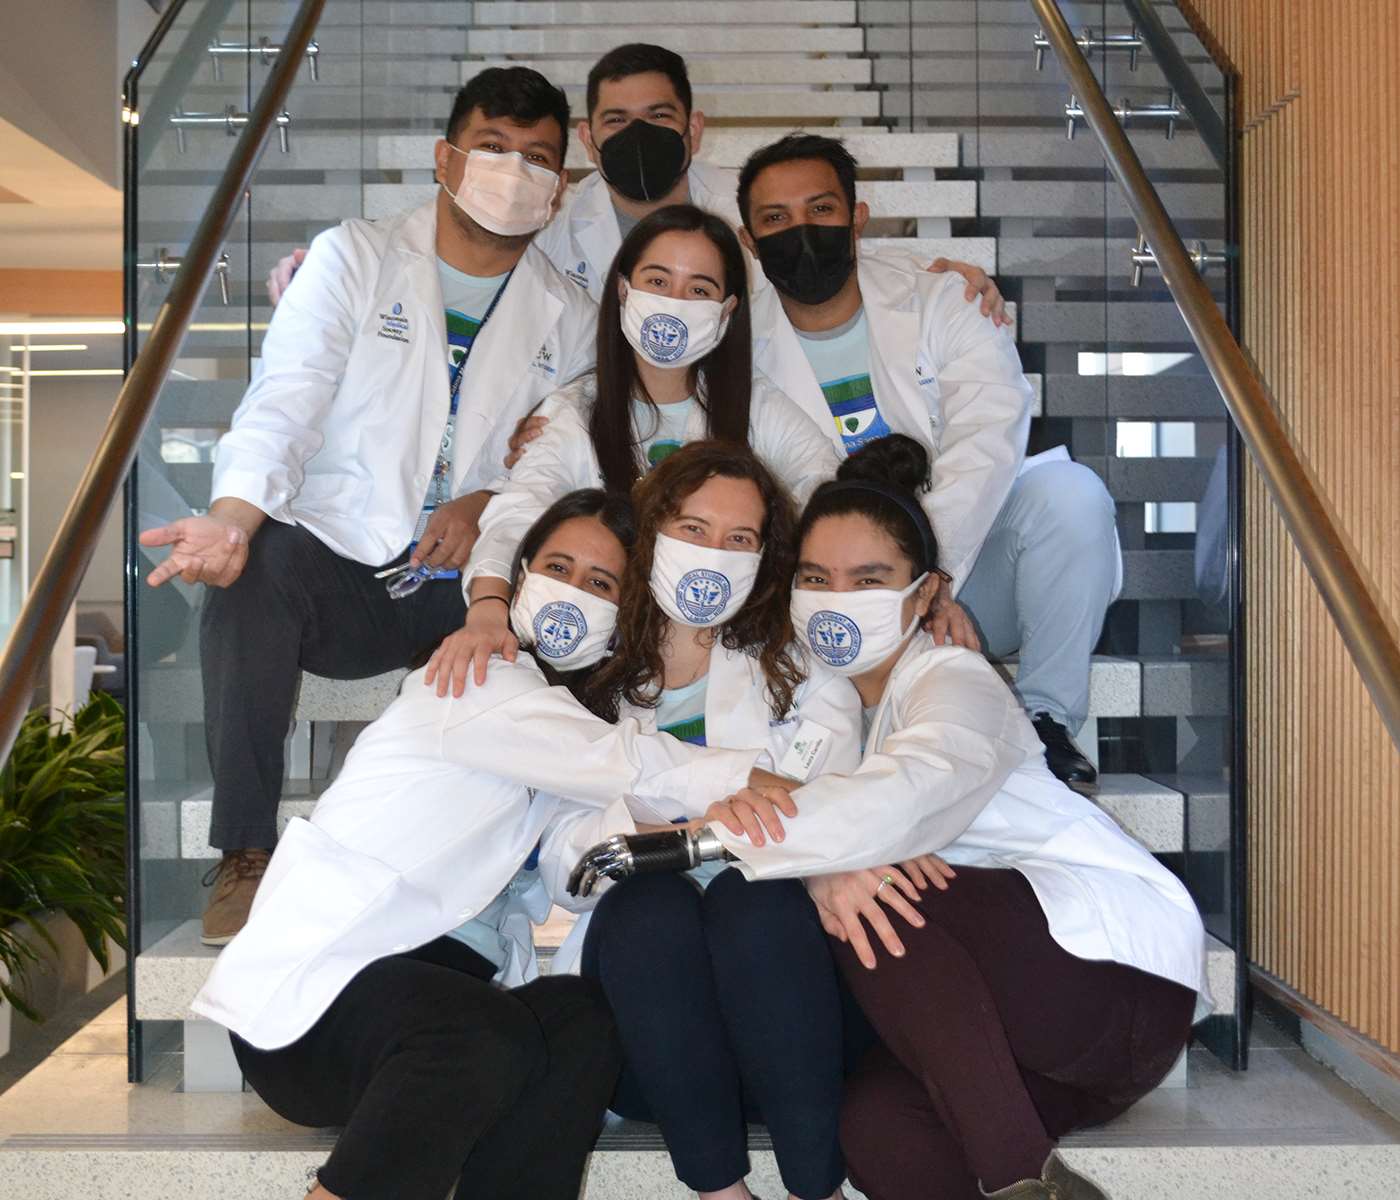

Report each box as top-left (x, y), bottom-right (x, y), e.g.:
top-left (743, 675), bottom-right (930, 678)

top-left (834, 867), bottom-right (1195, 1200)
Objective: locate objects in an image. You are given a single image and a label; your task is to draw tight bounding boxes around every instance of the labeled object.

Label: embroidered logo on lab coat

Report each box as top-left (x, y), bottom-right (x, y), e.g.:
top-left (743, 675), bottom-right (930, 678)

top-left (377, 304), bottom-right (411, 344)
top-left (565, 260), bottom-right (590, 289)
top-left (529, 343), bottom-right (557, 378)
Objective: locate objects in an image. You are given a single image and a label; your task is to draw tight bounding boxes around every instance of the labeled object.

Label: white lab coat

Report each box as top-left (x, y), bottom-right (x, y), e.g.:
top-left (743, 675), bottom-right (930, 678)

top-left (465, 372), bottom-right (842, 584)
top-left (539, 641), bottom-right (864, 974)
top-left (751, 249), bottom-right (1035, 594)
top-left (190, 657), bottom-right (764, 1050)
top-left (534, 161), bottom-right (741, 302)
top-left (718, 635), bottom-right (1214, 1020)
top-left (212, 200), bottom-right (598, 566)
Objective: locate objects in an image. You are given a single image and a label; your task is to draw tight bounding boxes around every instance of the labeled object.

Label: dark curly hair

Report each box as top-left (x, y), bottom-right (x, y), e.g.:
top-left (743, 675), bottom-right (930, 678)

top-left (586, 440), bottom-right (804, 721)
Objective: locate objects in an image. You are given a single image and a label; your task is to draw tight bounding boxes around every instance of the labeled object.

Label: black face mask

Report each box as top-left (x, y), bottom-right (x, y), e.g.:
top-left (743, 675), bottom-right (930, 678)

top-left (754, 222), bottom-right (856, 306)
top-left (597, 120), bottom-right (689, 203)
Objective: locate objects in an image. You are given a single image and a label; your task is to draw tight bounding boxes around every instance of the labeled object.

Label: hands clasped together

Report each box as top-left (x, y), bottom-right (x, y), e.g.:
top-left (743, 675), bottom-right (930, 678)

top-left (570, 778), bottom-right (956, 968)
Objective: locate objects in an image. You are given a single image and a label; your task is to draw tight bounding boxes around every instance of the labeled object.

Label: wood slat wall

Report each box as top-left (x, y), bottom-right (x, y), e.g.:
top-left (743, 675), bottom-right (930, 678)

top-left (1181, 0), bottom-right (1400, 1053)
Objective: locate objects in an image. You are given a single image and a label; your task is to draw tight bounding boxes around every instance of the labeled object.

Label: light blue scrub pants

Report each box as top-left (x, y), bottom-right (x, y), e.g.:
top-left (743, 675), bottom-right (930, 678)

top-left (957, 460), bottom-right (1119, 734)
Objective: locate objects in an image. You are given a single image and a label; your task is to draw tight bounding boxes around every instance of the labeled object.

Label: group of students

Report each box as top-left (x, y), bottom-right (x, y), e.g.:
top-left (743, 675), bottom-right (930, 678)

top-left (135, 40), bottom-right (1211, 1200)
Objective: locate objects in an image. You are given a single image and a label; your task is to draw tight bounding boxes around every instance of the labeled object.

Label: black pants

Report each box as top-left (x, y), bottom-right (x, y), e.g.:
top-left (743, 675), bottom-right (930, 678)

top-left (201, 522), bottom-right (465, 850)
top-left (581, 868), bottom-right (847, 1199)
top-left (232, 937), bottom-right (621, 1200)
top-left (835, 868), bottom-right (1197, 1200)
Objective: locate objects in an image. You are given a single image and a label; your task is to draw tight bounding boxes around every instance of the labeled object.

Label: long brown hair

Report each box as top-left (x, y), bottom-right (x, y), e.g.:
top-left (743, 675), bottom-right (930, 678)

top-left (586, 440), bottom-right (804, 721)
top-left (591, 205), bottom-right (754, 495)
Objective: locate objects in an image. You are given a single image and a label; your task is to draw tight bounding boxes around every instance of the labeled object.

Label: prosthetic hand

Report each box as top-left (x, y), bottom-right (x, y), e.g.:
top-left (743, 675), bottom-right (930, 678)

top-left (567, 828), bottom-right (734, 898)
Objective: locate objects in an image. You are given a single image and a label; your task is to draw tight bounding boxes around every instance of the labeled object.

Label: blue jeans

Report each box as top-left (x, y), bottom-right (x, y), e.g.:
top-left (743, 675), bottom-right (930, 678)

top-left (582, 867), bottom-right (848, 1199)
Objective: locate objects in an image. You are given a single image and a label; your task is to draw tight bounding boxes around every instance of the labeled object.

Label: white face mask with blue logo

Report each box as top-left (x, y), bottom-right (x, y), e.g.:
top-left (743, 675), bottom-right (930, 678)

top-left (790, 574), bottom-right (929, 677)
top-left (619, 284), bottom-right (731, 370)
top-left (649, 533), bottom-right (761, 628)
top-left (509, 566), bottom-right (618, 670)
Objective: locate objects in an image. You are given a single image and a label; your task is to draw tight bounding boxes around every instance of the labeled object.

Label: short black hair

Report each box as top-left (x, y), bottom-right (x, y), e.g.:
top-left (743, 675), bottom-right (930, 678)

top-left (445, 67), bottom-right (570, 162)
top-left (586, 43), bottom-right (692, 120)
top-left (736, 133), bottom-right (859, 231)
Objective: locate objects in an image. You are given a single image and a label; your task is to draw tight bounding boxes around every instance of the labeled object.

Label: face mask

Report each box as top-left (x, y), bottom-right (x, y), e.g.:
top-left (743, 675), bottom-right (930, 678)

top-left (620, 284), bottom-right (731, 370)
top-left (509, 566), bottom-right (618, 669)
top-left (754, 222), bottom-right (856, 306)
top-left (790, 574), bottom-right (929, 676)
top-left (598, 120), bottom-right (688, 202)
top-left (442, 145), bottom-right (560, 237)
top-left (650, 533), bottom-right (761, 628)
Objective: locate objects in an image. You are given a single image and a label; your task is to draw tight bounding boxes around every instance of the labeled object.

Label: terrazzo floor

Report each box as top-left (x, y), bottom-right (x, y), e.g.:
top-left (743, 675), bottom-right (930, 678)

top-left (1, 1001), bottom-right (1398, 1198)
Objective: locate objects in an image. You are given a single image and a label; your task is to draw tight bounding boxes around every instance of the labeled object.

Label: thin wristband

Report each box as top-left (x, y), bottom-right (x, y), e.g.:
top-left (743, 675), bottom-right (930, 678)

top-left (471, 594), bottom-right (509, 609)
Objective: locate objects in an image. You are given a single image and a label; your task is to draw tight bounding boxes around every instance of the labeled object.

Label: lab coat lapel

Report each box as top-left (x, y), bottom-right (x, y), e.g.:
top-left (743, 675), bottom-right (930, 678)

top-left (380, 202), bottom-right (451, 490)
top-left (705, 644), bottom-right (767, 750)
top-left (572, 176), bottom-right (624, 288)
top-left (752, 283), bottom-right (833, 441)
top-left (860, 253), bottom-right (928, 441)
top-left (452, 247), bottom-right (564, 491)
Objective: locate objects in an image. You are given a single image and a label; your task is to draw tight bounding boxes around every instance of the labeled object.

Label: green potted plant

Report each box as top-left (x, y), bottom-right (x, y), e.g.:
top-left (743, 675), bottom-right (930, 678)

top-left (0, 691), bottom-right (127, 1022)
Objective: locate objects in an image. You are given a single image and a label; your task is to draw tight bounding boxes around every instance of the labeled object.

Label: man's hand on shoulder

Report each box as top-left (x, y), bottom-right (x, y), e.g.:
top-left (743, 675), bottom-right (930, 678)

top-left (266, 247), bottom-right (307, 306)
top-left (927, 257), bottom-right (1012, 328)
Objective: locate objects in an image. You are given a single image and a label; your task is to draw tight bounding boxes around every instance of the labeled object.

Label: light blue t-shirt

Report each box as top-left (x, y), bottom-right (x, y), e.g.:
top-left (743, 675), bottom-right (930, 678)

top-left (655, 676), bottom-right (731, 888)
top-left (633, 396), bottom-right (695, 470)
top-left (794, 308), bottom-right (893, 455)
top-left (411, 260), bottom-right (511, 574)
top-left (446, 864), bottom-right (537, 972)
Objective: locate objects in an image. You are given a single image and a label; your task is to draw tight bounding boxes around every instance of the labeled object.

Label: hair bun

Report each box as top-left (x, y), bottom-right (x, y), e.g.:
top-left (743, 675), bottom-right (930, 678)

top-left (835, 434), bottom-right (930, 494)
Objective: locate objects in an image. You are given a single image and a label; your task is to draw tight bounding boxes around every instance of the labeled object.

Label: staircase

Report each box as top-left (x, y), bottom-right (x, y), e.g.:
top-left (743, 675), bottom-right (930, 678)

top-left (35, 0), bottom-right (1374, 1193)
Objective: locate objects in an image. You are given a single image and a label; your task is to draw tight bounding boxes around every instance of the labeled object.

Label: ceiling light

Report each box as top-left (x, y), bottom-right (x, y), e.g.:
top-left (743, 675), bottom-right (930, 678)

top-left (23, 344), bottom-right (88, 353)
top-left (28, 368), bottom-right (124, 377)
top-left (0, 320), bottom-right (123, 336)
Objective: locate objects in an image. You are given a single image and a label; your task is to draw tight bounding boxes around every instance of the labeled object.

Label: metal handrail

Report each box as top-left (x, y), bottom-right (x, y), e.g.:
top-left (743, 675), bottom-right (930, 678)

top-left (0, 0), bottom-right (327, 765)
top-left (1031, 0), bottom-right (1400, 751)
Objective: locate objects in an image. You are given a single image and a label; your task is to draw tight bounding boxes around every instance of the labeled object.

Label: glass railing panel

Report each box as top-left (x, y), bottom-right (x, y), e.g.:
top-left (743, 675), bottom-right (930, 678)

top-left (857, 0), bottom-right (1243, 1062)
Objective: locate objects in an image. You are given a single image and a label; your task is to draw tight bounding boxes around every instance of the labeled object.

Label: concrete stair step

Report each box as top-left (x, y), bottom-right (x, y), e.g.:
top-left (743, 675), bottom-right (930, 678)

top-left (167, 770), bottom-right (1188, 861)
top-left (462, 26), bottom-right (865, 55)
top-left (361, 178), bottom-right (977, 221)
top-left (1079, 454), bottom-right (1218, 502)
top-left (132, 920), bottom-right (1236, 1024)
top-left (458, 55), bottom-right (876, 86)
top-left (471, 0), bottom-right (858, 22)
top-left (375, 128), bottom-right (960, 171)
top-left (139, 656), bottom-right (1160, 728)
top-left (1043, 374), bottom-right (1224, 420)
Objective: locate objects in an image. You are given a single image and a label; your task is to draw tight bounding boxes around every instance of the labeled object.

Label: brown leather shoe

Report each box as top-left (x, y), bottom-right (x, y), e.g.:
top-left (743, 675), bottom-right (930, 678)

top-left (200, 849), bottom-right (271, 946)
top-left (982, 1150), bottom-right (1111, 1200)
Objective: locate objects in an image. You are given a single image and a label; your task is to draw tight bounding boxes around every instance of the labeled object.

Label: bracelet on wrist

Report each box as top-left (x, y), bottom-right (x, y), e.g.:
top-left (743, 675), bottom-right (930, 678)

top-left (471, 594), bottom-right (509, 609)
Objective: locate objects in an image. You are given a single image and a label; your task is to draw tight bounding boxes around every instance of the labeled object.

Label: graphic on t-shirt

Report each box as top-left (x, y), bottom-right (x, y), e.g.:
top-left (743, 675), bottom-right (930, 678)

top-left (409, 307), bottom-right (485, 579)
top-left (823, 372), bottom-right (892, 453)
top-left (660, 712), bottom-right (707, 746)
top-left (647, 440), bottom-right (683, 468)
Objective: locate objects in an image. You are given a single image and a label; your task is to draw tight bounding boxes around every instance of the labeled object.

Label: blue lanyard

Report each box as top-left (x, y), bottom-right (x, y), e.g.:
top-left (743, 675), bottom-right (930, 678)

top-left (446, 268), bottom-right (513, 410)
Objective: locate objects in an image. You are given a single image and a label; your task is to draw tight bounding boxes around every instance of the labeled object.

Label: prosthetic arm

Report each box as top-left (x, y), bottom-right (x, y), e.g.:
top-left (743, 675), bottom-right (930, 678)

top-left (567, 827), bottom-right (735, 898)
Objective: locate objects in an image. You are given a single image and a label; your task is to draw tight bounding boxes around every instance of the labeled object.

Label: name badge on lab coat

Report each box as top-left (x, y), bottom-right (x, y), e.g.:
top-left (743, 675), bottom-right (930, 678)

top-left (777, 720), bottom-right (831, 782)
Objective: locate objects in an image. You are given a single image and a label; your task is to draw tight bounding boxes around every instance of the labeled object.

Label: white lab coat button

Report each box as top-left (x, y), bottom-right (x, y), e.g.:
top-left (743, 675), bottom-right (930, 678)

top-left (392, 943), bottom-right (409, 953)
top-left (458, 909), bottom-right (474, 920)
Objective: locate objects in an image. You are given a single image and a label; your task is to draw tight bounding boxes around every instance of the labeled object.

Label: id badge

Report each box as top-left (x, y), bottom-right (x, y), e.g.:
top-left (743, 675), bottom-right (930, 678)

top-left (777, 720), bottom-right (832, 782)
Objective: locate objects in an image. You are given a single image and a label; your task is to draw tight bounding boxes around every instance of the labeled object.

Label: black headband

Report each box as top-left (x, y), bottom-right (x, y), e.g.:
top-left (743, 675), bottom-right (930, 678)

top-left (818, 479), bottom-right (940, 575)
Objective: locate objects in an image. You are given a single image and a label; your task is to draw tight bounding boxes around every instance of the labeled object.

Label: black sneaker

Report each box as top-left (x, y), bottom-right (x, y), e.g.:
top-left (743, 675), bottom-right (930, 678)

top-left (1031, 712), bottom-right (1097, 788)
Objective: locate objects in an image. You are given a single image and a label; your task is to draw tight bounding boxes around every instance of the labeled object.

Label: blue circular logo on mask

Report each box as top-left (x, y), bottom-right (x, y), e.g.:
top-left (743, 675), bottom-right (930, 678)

top-left (676, 569), bottom-right (730, 624)
top-left (639, 312), bottom-right (688, 363)
top-left (807, 610), bottom-right (861, 667)
top-left (533, 601), bottom-right (587, 659)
